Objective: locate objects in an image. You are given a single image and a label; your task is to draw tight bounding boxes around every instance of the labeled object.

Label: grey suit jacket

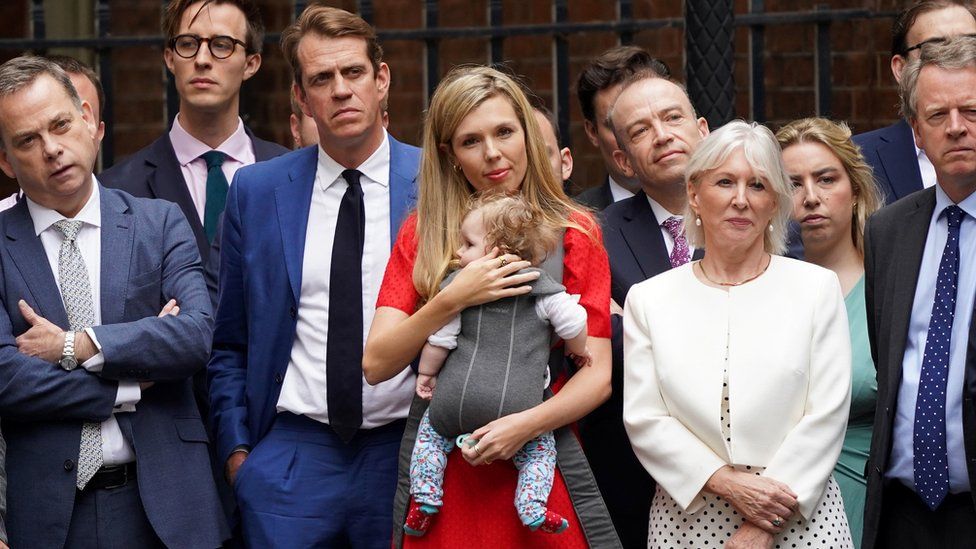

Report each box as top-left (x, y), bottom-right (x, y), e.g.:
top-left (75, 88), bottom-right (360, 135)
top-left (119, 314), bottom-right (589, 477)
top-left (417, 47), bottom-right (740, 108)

top-left (0, 186), bottom-right (227, 548)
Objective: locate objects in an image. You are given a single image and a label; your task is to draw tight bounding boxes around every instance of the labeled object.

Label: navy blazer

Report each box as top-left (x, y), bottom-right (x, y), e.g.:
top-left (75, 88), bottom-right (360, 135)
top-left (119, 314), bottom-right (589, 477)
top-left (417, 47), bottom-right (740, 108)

top-left (574, 179), bottom-right (615, 211)
top-left (208, 136), bottom-right (420, 464)
top-left (853, 119), bottom-right (924, 204)
top-left (0, 187), bottom-right (227, 548)
top-left (99, 127), bottom-right (289, 262)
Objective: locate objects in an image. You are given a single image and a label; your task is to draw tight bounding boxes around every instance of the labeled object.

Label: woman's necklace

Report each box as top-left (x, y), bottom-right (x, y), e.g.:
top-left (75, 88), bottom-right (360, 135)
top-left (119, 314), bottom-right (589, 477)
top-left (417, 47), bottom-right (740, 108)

top-left (697, 254), bottom-right (771, 287)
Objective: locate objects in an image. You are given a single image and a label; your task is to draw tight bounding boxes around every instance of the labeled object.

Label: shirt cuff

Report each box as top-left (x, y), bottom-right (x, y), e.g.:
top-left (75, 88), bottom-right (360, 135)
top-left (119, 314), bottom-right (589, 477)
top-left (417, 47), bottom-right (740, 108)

top-left (81, 327), bottom-right (105, 372)
top-left (114, 381), bottom-right (141, 412)
top-left (232, 445), bottom-right (251, 455)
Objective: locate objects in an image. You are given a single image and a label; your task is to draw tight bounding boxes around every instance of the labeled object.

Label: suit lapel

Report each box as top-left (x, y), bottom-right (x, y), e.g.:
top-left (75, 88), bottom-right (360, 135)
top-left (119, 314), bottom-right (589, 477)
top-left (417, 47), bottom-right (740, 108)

top-left (619, 193), bottom-right (672, 279)
top-left (98, 188), bottom-right (133, 325)
top-left (3, 200), bottom-right (70, 329)
top-left (885, 189), bottom-right (934, 395)
top-left (878, 119), bottom-right (924, 201)
top-left (145, 135), bottom-right (207, 250)
top-left (276, 147), bottom-right (317, 305)
top-left (387, 135), bottom-right (418, 246)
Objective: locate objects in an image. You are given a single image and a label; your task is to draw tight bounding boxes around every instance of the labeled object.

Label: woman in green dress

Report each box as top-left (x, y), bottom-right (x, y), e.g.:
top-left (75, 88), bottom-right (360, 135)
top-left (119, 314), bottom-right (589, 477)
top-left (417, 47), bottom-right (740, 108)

top-left (777, 118), bottom-right (884, 548)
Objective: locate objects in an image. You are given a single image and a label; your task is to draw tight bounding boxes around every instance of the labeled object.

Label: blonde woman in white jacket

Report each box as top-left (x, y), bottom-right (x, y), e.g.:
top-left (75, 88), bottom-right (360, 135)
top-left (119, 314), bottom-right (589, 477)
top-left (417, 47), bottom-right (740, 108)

top-left (623, 120), bottom-right (853, 549)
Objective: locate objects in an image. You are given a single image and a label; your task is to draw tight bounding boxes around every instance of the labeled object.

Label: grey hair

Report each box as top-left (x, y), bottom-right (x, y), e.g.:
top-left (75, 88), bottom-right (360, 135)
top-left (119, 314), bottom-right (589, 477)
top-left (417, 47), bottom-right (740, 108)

top-left (684, 120), bottom-right (793, 255)
top-left (900, 34), bottom-right (976, 120)
top-left (0, 56), bottom-right (82, 149)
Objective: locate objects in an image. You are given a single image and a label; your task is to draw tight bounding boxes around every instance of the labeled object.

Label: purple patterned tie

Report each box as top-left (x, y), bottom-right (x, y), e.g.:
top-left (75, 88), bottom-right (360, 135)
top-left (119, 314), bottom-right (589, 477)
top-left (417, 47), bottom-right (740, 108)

top-left (662, 216), bottom-right (690, 267)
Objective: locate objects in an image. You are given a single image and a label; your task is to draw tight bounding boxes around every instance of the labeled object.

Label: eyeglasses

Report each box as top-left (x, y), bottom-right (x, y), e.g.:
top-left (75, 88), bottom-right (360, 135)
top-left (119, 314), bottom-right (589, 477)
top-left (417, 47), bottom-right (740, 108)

top-left (905, 33), bottom-right (976, 54)
top-left (169, 34), bottom-right (248, 59)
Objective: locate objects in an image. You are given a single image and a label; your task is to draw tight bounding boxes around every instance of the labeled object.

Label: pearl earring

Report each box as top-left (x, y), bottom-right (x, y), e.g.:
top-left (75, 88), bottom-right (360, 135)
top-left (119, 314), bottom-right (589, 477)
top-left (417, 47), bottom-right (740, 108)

top-left (768, 224), bottom-right (774, 232)
top-left (695, 216), bottom-right (702, 227)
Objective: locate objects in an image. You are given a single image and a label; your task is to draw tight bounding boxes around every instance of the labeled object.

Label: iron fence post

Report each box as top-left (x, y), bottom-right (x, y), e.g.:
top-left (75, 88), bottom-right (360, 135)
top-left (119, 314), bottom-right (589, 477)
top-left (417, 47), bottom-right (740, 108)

top-left (685, 0), bottom-right (735, 128)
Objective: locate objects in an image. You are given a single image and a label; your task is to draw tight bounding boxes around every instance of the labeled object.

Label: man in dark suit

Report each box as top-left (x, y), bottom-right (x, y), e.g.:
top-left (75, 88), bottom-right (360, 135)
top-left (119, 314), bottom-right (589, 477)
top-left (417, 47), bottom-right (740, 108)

top-left (863, 36), bottom-right (976, 549)
top-left (99, 0), bottom-right (287, 265)
top-left (574, 46), bottom-right (670, 210)
top-left (581, 70), bottom-right (709, 549)
top-left (208, 6), bottom-right (419, 547)
top-left (0, 56), bottom-right (226, 548)
top-left (853, 1), bottom-right (976, 204)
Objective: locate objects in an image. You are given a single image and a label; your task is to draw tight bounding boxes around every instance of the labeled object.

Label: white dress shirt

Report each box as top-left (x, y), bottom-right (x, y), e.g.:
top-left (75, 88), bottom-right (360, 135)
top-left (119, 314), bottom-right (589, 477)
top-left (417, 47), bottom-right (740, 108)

top-left (646, 194), bottom-right (697, 258)
top-left (276, 131), bottom-right (414, 427)
top-left (26, 180), bottom-right (140, 465)
top-left (169, 115), bottom-right (256, 223)
top-left (914, 141), bottom-right (937, 190)
top-left (607, 176), bottom-right (636, 203)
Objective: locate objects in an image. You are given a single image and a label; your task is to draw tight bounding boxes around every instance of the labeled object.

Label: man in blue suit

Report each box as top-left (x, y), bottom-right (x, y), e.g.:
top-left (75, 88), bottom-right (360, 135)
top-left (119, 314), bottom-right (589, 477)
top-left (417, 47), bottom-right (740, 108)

top-left (208, 6), bottom-right (419, 547)
top-left (0, 56), bottom-right (226, 548)
top-left (854, 1), bottom-right (976, 204)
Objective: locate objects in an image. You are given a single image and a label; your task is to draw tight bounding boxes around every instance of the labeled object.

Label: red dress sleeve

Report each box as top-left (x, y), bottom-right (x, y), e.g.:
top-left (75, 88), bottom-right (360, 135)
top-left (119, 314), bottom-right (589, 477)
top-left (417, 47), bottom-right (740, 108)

top-left (376, 214), bottom-right (421, 314)
top-left (562, 211), bottom-right (611, 338)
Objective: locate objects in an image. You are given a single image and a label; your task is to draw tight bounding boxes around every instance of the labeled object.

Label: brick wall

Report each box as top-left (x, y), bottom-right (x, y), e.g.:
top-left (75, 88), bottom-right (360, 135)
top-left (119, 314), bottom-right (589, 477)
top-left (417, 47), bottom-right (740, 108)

top-left (0, 0), bottom-right (921, 195)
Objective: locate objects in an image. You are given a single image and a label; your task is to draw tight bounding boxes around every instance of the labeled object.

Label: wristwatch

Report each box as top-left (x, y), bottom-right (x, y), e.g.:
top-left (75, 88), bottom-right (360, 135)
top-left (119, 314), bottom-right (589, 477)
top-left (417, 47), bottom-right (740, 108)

top-left (60, 330), bottom-right (78, 371)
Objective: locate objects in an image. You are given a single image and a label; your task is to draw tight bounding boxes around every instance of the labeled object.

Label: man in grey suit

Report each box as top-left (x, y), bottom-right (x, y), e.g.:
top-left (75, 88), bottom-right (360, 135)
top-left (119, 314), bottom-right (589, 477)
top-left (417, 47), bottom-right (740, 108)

top-left (0, 56), bottom-right (226, 548)
top-left (863, 36), bottom-right (976, 549)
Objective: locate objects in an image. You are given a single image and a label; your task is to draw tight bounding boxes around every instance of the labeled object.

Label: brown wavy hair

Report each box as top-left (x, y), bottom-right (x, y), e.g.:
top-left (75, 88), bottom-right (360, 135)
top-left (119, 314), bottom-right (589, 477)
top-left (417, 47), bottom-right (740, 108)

top-left (465, 191), bottom-right (561, 266)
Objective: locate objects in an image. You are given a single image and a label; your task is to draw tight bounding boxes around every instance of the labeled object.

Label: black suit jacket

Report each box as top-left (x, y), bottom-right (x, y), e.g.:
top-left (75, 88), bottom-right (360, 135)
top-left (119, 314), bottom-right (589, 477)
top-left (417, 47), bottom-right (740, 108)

top-left (862, 187), bottom-right (976, 548)
top-left (581, 192), bottom-right (701, 548)
top-left (853, 119), bottom-right (925, 205)
top-left (98, 127), bottom-right (288, 263)
top-left (574, 180), bottom-right (615, 211)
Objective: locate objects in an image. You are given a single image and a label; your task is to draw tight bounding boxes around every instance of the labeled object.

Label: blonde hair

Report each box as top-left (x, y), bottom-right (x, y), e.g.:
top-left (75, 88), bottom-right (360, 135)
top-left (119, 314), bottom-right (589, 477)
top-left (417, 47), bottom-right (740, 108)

top-left (775, 117), bottom-right (884, 256)
top-left (465, 191), bottom-right (561, 266)
top-left (414, 65), bottom-right (593, 302)
top-left (684, 120), bottom-right (794, 255)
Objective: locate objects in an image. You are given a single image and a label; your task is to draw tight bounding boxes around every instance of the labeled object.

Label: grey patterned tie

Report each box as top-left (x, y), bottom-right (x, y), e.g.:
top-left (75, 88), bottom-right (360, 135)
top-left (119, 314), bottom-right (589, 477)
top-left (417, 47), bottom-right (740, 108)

top-left (53, 219), bottom-right (103, 490)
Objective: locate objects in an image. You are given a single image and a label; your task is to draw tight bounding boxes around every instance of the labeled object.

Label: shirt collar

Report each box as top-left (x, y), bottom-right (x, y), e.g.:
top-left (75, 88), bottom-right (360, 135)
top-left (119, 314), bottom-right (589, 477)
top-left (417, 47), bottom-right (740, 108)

top-left (169, 114), bottom-right (251, 166)
top-left (935, 180), bottom-right (976, 221)
top-left (644, 193), bottom-right (683, 227)
top-left (26, 177), bottom-right (102, 236)
top-left (315, 129), bottom-right (390, 191)
top-left (607, 176), bottom-right (636, 202)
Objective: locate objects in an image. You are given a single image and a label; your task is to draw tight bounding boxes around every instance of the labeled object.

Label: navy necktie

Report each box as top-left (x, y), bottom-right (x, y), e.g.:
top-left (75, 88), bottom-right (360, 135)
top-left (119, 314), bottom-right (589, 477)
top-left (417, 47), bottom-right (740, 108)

top-left (201, 150), bottom-right (228, 243)
top-left (913, 204), bottom-right (965, 510)
top-left (326, 169), bottom-right (365, 442)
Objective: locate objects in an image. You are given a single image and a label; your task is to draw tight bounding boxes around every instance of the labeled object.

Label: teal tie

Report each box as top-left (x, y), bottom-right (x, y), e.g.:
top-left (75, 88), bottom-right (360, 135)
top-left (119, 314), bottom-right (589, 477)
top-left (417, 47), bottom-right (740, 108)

top-left (201, 151), bottom-right (228, 243)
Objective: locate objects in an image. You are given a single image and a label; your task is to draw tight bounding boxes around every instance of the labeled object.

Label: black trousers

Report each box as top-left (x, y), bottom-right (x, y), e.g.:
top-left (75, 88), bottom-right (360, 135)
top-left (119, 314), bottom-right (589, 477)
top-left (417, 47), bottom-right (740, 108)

top-left (879, 481), bottom-right (976, 549)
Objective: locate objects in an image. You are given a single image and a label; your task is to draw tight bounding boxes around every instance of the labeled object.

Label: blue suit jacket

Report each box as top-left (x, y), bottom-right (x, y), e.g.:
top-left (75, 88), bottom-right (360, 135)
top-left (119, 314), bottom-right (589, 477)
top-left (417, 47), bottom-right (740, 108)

top-left (99, 127), bottom-right (289, 263)
top-left (853, 119), bottom-right (924, 204)
top-left (0, 186), bottom-right (227, 548)
top-left (208, 136), bottom-right (420, 464)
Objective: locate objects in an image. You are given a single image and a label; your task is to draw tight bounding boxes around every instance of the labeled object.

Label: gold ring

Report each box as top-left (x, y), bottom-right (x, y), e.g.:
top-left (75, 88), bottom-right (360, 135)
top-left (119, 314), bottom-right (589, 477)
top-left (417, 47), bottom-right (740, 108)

top-left (498, 258), bottom-right (507, 268)
top-left (473, 444), bottom-right (484, 456)
top-left (484, 458), bottom-right (493, 465)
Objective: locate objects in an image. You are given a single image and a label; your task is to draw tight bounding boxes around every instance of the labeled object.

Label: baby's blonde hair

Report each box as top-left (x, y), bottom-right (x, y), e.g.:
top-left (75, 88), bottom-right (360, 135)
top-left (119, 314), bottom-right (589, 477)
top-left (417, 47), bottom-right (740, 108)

top-left (466, 191), bottom-right (561, 266)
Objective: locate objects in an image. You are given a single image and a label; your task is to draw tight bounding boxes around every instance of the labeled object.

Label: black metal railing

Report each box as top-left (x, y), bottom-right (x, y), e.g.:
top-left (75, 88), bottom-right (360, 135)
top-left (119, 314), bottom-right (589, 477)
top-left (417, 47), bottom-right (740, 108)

top-left (0, 0), bottom-right (898, 165)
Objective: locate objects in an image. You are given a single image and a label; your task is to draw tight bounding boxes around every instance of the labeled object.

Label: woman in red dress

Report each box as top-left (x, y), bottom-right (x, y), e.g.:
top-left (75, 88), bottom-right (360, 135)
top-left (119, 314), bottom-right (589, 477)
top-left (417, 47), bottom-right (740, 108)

top-left (363, 66), bottom-right (618, 548)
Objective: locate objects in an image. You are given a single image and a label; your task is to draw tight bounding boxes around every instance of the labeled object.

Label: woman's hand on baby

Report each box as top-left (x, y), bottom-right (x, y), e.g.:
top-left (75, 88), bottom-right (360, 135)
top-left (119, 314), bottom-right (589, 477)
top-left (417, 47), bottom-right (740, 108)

top-left (460, 410), bottom-right (536, 466)
top-left (439, 248), bottom-right (539, 311)
top-left (415, 374), bottom-right (436, 400)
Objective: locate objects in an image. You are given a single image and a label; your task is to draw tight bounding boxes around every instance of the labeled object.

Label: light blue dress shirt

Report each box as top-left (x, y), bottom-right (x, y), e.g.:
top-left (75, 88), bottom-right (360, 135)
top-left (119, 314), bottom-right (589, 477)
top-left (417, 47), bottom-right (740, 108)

top-left (887, 184), bottom-right (976, 494)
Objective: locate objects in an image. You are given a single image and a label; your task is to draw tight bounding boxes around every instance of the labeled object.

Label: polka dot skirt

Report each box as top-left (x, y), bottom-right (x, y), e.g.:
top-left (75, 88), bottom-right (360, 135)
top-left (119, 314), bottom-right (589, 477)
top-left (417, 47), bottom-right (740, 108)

top-left (645, 350), bottom-right (853, 548)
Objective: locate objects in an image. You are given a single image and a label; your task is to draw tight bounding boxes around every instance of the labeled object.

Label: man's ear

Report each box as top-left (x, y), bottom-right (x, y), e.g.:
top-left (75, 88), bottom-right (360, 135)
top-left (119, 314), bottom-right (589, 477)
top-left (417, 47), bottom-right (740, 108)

top-left (891, 54), bottom-right (906, 84)
top-left (612, 148), bottom-right (635, 179)
top-left (163, 47), bottom-right (176, 75)
top-left (583, 119), bottom-right (600, 148)
top-left (0, 146), bottom-right (15, 180)
top-left (559, 147), bottom-right (574, 182)
top-left (242, 53), bottom-right (262, 82)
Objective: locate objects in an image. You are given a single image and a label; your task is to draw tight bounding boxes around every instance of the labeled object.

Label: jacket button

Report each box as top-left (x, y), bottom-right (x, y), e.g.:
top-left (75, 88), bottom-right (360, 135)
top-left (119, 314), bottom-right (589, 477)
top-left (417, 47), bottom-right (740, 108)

top-left (289, 306), bottom-right (297, 319)
top-left (64, 460), bottom-right (75, 471)
top-left (274, 373), bottom-right (283, 383)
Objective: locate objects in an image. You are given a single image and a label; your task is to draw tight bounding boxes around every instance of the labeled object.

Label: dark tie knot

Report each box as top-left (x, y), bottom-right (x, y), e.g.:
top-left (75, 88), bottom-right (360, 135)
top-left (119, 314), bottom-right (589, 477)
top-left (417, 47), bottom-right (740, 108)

top-left (341, 169), bottom-right (363, 190)
top-left (53, 219), bottom-right (84, 242)
top-left (943, 205), bottom-right (965, 229)
top-left (200, 150), bottom-right (227, 170)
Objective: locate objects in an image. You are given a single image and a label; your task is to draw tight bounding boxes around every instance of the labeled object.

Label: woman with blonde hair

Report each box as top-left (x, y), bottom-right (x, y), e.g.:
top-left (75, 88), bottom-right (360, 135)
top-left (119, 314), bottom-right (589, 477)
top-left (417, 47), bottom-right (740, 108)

top-left (363, 66), bottom-right (617, 547)
top-left (624, 120), bottom-right (853, 548)
top-left (778, 117), bottom-right (884, 547)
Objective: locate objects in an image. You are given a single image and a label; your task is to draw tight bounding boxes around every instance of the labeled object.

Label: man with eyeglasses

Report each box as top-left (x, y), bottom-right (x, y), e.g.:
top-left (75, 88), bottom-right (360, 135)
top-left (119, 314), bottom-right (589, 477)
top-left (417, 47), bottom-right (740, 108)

top-left (98, 0), bottom-right (287, 534)
top-left (100, 0), bottom-right (286, 264)
top-left (854, 1), bottom-right (976, 204)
